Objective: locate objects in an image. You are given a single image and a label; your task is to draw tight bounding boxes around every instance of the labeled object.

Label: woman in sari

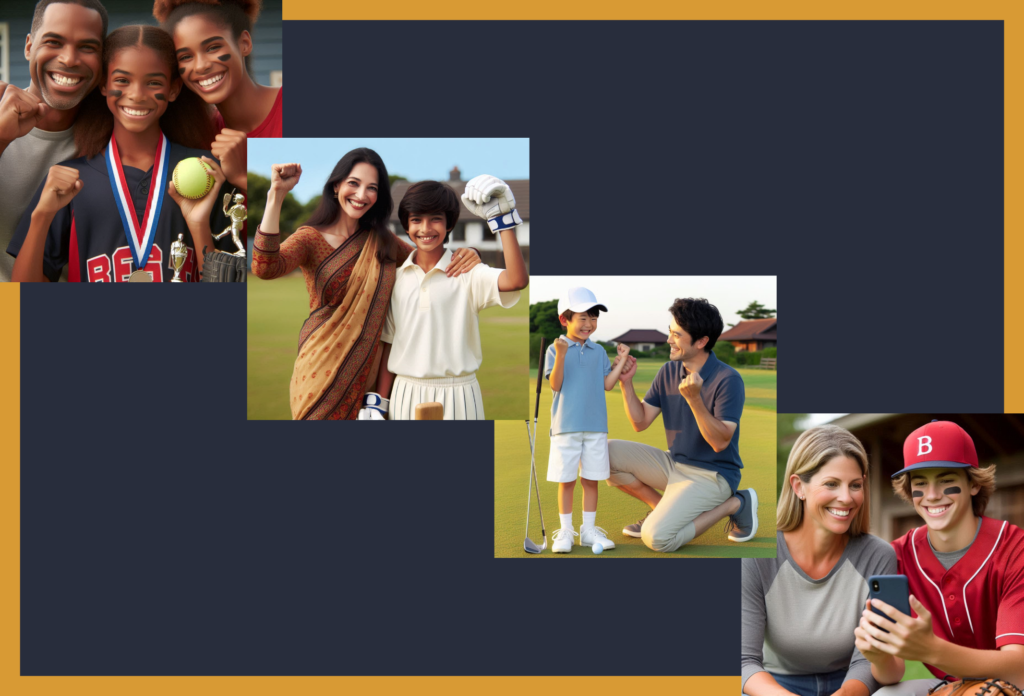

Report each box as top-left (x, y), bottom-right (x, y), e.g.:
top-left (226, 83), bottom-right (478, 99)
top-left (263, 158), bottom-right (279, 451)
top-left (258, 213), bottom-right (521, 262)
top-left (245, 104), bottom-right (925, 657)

top-left (250, 148), bottom-right (481, 420)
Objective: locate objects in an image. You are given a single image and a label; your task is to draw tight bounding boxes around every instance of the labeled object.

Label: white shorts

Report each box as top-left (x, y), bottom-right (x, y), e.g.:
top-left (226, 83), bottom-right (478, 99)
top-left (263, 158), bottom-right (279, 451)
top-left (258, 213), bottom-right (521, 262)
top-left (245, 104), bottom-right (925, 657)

top-left (388, 373), bottom-right (484, 420)
top-left (546, 431), bottom-right (609, 483)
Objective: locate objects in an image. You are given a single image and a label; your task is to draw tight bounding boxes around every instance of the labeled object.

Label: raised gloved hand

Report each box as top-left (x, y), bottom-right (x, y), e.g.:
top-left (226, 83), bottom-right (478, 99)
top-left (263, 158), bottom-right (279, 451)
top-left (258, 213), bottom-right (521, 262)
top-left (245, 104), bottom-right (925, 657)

top-left (356, 392), bottom-right (389, 420)
top-left (461, 174), bottom-right (522, 233)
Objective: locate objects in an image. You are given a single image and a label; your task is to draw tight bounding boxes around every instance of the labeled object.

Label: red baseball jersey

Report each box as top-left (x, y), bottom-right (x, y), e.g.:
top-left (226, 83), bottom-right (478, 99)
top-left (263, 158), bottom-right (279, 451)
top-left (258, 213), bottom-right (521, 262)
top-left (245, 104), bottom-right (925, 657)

top-left (893, 516), bottom-right (1024, 679)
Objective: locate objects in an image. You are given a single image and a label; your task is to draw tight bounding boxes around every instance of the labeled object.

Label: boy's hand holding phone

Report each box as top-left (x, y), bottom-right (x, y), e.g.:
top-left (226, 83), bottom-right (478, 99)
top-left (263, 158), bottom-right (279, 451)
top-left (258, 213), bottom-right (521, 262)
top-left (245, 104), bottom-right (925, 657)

top-left (859, 595), bottom-right (937, 663)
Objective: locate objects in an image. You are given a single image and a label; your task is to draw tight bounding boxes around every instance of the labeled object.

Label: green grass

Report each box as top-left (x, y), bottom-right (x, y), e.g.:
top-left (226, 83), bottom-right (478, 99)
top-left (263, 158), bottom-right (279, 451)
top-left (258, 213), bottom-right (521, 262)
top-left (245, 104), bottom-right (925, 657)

top-left (495, 363), bottom-right (777, 558)
top-left (247, 273), bottom-right (528, 420)
top-left (902, 661), bottom-right (935, 681)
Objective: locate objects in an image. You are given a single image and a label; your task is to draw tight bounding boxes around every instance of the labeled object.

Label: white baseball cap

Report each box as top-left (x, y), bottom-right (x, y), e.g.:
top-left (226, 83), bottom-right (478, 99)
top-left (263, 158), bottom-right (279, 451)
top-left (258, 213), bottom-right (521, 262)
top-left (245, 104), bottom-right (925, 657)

top-left (557, 286), bottom-right (608, 315)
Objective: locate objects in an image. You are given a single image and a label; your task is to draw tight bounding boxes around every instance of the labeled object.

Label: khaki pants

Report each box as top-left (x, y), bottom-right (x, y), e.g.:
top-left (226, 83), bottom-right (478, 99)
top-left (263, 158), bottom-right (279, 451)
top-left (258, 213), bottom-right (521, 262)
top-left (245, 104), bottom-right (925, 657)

top-left (607, 440), bottom-right (732, 553)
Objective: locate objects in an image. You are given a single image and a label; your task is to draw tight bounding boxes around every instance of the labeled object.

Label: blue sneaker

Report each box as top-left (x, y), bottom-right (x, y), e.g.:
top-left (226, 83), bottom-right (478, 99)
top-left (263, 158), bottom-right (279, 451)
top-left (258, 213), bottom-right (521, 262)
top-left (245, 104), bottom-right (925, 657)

top-left (726, 489), bottom-right (758, 542)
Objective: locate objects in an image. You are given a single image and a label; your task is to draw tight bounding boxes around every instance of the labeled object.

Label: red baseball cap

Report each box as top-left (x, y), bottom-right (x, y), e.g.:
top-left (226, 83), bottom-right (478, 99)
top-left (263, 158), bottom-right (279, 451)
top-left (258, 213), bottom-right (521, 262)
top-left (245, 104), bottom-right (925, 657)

top-left (891, 420), bottom-right (979, 479)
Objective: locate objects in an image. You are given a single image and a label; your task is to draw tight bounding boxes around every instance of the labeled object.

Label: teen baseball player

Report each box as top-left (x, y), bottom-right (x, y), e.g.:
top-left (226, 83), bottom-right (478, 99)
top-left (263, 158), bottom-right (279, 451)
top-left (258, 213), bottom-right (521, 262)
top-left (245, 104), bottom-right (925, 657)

top-left (854, 421), bottom-right (1024, 695)
top-left (365, 174), bottom-right (528, 420)
top-left (544, 287), bottom-right (631, 553)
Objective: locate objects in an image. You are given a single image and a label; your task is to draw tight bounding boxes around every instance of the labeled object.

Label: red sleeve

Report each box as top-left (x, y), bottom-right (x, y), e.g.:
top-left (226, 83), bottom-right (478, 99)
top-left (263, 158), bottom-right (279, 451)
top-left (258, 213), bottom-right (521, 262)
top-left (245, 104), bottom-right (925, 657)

top-left (996, 529), bottom-right (1024, 648)
top-left (248, 89), bottom-right (282, 138)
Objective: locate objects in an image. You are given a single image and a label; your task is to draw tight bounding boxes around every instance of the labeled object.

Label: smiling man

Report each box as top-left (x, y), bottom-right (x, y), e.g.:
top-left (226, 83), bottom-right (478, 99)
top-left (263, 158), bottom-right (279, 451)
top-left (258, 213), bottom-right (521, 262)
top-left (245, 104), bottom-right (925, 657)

top-left (0, 0), bottom-right (108, 282)
top-left (855, 421), bottom-right (1024, 695)
top-left (609, 297), bottom-right (759, 553)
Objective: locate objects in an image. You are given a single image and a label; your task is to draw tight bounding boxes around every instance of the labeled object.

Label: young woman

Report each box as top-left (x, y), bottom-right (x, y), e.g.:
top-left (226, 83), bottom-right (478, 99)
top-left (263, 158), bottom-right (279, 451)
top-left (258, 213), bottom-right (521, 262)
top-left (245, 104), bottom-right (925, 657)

top-left (250, 148), bottom-right (483, 420)
top-left (10, 25), bottom-right (228, 283)
top-left (741, 425), bottom-right (901, 696)
top-left (154, 0), bottom-right (278, 194)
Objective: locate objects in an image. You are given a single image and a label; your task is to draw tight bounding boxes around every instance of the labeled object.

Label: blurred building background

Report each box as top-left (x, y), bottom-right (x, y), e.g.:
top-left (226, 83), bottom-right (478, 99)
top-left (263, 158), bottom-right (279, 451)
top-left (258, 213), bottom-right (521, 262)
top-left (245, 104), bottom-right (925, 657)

top-left (780, 414), bottom-right (1024, 541)
top-left (389, 166), bottom-right (529, 270)
top-left (1, 0), bottom-right (282, 86)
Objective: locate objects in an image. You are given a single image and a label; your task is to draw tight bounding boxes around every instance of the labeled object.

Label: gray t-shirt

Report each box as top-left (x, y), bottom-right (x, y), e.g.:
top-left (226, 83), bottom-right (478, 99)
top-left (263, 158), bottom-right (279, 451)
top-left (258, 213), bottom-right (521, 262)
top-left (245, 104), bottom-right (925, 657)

top-left (0, 125), bottom-right (77, 282)
top-left (742, 531), bottom-right (897, 693)
top-left (928, 518), bottom-right (982, 570)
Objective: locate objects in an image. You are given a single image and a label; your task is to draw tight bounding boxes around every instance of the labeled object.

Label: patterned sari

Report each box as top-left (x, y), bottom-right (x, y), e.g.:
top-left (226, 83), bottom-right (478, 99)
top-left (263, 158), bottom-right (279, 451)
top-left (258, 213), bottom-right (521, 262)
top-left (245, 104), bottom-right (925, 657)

top-left (290, 231), bottom-right (396, 420)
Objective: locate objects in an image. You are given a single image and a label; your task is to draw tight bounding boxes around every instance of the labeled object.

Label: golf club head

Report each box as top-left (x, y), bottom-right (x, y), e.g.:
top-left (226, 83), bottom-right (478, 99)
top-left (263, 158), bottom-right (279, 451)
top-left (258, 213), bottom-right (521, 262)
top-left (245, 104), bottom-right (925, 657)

top-left (524, 535), bottom-right (546, 554)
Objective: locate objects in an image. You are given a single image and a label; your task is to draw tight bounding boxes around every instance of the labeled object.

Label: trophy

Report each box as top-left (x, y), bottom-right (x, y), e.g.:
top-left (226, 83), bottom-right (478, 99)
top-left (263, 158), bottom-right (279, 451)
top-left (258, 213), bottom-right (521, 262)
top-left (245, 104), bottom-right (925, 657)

top-left (215, 192), bottom-right (247, 256)
top-left (201, 188), bottom-right (248, 282)
top-left (170, 233), bottom-right (187, 282)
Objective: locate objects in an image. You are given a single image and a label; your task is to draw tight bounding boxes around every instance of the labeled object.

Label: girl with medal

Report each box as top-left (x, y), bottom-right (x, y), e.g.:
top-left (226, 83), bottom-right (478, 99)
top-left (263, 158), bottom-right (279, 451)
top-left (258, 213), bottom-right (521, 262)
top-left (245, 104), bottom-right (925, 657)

top-left (10, 25), bottom-right (230, 283)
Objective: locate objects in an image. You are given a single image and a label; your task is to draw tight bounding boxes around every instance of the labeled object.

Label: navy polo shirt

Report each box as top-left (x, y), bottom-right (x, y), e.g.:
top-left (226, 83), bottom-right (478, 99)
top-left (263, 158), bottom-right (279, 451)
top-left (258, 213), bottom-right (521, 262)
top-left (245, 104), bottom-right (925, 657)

top-left (643, 350), bottom-right (745, 493)
top-left (544, 337), bottom-right (612, 435)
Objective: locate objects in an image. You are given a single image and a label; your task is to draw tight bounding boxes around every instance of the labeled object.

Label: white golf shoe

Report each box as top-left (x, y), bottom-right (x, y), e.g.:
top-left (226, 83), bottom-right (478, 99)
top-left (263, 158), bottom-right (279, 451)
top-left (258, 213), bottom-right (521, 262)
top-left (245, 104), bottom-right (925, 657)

top-left (581, 526), bottom-right (615, 551)
top-left (551, 527), bottom-right (577, 553)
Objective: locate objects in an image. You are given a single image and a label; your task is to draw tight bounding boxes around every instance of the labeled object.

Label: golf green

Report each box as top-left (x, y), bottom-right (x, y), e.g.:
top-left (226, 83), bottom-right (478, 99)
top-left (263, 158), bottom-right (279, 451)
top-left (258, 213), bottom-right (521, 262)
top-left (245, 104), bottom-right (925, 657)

top-left (247, 273), bottom-right (529, 420)
top-left (495, 363), bottom-right (777, 558)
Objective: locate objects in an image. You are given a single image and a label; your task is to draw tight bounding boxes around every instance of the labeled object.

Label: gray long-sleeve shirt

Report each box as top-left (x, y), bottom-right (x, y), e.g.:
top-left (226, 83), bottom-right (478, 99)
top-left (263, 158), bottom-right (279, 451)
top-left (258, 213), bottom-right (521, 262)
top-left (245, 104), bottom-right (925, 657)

top-left (741, 531), bottom-right (897, 694)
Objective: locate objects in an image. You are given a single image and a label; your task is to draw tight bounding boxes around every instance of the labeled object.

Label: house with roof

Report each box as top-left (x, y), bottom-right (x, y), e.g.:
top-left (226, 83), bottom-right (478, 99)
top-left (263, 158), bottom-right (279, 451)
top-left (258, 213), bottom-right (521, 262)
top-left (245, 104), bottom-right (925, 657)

top-left (389, 167), bottom-right (530, 270)
top-left (610, 330), bottom-right (668, 353)
top-left (719, 318), bottom-right (777, 352)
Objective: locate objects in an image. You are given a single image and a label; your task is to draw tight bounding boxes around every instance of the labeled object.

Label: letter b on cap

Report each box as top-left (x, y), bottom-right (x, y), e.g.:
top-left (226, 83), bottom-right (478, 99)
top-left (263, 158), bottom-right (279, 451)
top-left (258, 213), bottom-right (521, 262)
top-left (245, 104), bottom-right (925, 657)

top-left (917, 436), bottom-right (933, 456)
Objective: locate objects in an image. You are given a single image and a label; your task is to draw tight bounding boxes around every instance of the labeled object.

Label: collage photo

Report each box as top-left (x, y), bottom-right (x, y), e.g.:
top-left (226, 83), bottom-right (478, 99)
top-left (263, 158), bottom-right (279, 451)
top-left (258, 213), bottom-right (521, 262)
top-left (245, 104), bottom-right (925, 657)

top-left (0, 3), bottom-right (1018, 696)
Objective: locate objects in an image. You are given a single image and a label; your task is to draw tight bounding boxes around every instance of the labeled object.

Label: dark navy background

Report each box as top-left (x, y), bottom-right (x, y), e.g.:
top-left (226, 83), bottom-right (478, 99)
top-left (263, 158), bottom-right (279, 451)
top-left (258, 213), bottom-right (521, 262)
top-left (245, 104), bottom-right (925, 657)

top-left (21, 20), bottom-right (1002, 676)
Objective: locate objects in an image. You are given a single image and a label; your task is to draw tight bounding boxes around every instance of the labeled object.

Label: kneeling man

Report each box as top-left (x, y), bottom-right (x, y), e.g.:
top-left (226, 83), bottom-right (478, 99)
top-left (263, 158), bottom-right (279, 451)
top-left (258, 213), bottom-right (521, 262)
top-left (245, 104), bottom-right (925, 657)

top-left (609, 297), bottom-right (758, 553)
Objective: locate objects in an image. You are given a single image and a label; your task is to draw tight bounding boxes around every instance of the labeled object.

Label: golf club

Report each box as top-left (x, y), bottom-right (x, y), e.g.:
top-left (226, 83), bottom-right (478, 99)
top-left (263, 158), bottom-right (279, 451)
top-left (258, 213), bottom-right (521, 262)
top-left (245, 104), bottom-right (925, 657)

top-left (524, 336), bottom-right (547, 553)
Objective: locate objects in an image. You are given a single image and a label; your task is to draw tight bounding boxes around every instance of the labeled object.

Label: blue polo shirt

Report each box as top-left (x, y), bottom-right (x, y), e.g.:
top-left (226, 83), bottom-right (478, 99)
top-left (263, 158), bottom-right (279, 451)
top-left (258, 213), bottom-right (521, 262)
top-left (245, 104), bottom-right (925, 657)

top-left (544, 337), bottom-right (612, 435)
top-left (644, 351), bottom-right (745, 493)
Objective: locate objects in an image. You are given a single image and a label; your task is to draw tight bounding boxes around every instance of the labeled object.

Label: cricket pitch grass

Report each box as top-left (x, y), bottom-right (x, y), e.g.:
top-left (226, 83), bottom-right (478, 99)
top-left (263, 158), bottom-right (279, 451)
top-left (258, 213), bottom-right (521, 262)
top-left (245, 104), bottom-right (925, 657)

top-left (247, 273), bottom-right (529, 420)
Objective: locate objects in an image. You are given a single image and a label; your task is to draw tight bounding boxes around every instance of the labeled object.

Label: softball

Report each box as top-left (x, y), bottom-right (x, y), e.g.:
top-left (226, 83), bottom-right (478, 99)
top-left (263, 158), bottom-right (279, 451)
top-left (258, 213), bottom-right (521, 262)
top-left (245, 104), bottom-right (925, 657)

top-left (172, 157), bottom-right (215, 200)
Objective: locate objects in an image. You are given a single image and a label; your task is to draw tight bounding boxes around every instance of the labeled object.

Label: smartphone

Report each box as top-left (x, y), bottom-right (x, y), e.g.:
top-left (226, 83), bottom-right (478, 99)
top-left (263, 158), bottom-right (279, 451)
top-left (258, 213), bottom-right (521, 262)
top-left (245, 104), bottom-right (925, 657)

top-left (867, 575), bottom-right (911, 632)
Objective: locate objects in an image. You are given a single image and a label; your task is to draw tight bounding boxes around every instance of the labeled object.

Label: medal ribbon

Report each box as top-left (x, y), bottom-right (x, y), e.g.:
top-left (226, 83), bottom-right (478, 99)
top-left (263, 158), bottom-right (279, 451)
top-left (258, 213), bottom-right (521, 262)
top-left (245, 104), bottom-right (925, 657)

top-left (106, 132), bottom-right (169, 271)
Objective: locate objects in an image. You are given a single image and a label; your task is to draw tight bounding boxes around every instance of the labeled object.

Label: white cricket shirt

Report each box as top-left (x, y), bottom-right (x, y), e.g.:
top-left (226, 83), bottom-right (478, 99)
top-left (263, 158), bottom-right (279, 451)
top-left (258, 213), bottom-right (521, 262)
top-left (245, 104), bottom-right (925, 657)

top-left (382, 248), bottom-right (520, 378)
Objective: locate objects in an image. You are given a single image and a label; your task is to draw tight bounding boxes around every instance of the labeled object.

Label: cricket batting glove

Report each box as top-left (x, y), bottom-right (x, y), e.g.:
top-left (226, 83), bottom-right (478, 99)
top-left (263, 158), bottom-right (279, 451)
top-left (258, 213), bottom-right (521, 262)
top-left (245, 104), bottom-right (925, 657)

top-left (357, 393), bottom-right (388, 420)
top-left (461, 174), bottom-right (522, 233)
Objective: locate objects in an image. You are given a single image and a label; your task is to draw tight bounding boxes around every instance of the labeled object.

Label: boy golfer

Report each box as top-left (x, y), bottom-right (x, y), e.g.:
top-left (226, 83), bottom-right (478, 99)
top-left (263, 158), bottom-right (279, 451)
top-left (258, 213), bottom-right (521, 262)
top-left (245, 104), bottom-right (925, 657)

top-left (855, 421), bottom-right (1024, 694)
top-left (545, 287), bottom-right (630, 553)
top-left (362, 174), bottom-right (528, 420)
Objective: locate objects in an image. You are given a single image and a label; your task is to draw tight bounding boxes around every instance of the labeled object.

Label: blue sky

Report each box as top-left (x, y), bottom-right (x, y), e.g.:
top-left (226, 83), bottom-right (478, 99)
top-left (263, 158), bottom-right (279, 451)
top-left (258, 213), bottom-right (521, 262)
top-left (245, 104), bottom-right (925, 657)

top-left (248, 138), bottom-right (530, 204)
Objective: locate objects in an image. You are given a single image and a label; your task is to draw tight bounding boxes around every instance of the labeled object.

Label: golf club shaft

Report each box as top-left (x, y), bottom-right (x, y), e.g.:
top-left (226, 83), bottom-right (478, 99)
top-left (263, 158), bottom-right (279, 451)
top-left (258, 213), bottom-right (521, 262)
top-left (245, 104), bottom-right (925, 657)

top-left (524, 336), bottom-right (546, 547)
top-left (532, 337), bottom-right (546, 534)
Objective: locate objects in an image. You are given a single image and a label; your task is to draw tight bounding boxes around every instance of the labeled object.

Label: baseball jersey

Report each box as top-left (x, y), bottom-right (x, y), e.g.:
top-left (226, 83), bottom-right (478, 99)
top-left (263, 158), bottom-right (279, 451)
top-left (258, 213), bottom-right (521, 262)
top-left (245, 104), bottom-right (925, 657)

top-left (7, 142), bottom-right (231, 282)
top-left (892, 516), bottom-right (1024, 679)
top-left (213, 88), bottom-right (283, 138)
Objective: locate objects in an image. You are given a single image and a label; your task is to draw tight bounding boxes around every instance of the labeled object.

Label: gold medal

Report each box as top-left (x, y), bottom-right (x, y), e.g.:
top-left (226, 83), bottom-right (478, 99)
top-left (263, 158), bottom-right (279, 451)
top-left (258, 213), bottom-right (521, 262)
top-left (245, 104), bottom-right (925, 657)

top-left (127, 270), bottom-right (153, 283)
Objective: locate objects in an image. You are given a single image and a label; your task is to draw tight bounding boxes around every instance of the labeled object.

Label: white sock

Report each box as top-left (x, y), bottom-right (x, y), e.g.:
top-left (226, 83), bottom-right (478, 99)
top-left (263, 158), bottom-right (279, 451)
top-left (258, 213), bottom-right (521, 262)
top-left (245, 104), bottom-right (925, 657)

top-left (582, 511), bottom-right (596, 531)
top-left (559, 513), bottom-right (573, 530)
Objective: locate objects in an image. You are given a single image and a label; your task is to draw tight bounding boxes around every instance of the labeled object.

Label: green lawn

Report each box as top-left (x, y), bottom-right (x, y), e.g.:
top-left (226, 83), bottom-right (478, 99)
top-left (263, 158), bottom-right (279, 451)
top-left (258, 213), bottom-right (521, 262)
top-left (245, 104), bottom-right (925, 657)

top-left (495, 362), bottom-right (777, 558)
top-left (247, 273), bottom-right (528, 420)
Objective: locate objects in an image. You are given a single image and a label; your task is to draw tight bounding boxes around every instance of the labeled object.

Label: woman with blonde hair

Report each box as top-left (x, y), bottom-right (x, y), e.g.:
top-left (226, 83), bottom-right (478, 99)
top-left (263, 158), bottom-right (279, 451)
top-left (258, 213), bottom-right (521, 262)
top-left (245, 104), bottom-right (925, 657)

top-left (741, 424), bottom-right (901, 696)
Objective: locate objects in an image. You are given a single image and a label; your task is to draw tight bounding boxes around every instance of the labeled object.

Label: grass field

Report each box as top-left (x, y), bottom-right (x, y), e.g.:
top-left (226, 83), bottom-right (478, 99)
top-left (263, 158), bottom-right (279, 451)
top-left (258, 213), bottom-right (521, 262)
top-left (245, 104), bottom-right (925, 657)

top-left (247, 273), bottom-right (528, 420)
top-left (495, 362), bottom-right (777, 558)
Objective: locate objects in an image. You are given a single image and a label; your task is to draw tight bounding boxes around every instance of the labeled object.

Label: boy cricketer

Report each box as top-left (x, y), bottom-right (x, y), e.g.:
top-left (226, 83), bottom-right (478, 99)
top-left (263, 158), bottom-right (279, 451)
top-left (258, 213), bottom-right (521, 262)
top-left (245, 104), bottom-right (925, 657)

top-left (364, 174), bottom-right (528, 420)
